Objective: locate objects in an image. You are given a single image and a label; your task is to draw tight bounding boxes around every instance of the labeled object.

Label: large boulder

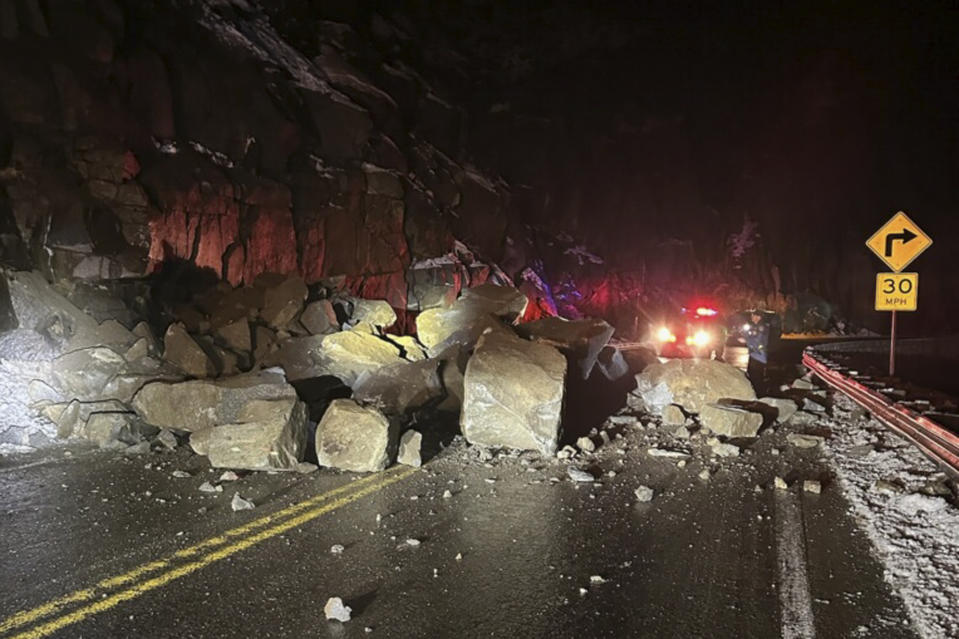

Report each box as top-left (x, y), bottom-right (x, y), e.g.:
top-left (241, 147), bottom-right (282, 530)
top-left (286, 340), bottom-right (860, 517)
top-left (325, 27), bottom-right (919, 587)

top-left (516, 317), bottom-right (614, 379)
top-left (0, 353), bottom-right (58, 449)
top-left (699, 404), bottom-right (764, 438)
top-left (214, 319), bottom-right (251, 353)
top-left (595, 345), bottom-right (631, 381)
top-left (386, 334), bottom-right (428, 361)
top-left (415, 283), bottom-right (527, 353)
top-left (313, 330), bottom-right (404, 386)
top-left (435, 345), bottom-right (468, 413)
top-left (41, 398), bottom-right (130, 439)
top-left (300, 300), bottom-right (338, 335)
top-left (343, 298), bottom-right (396, 330)
top-left (81, 412), bottom-right (144, 448)
top-left (315, 399), bottom-right (398, 472)
top-left (163, 322), bottom-right (215, 378)
top-left (260, 274), bottom-right (307, 329)
top-left (352, 358), bottom-right (444, 415)
top-left (261, 334), bottom-right (324, 380)
top-left (265, 329), bottom-right (404, 385)
top-left (627, 359), bottom-right (755, 416)
top-left (758, 397), bottom-right (800, 423)
top-left (460, 328), bottom-right (566, 455)
top-left (50, 346), bottom-right (127, 401)
top-left (132, 370), bottom-right (297, 432)
top-left (205, 397), bottom-right (309, 471)
top-left (3, 270), bottom-right (100, 350)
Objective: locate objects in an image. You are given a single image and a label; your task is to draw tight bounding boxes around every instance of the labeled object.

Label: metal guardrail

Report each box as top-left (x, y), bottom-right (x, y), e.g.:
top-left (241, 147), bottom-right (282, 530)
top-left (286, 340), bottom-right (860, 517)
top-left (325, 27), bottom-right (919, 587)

top-left (803, 349), bottom-right (959, 478)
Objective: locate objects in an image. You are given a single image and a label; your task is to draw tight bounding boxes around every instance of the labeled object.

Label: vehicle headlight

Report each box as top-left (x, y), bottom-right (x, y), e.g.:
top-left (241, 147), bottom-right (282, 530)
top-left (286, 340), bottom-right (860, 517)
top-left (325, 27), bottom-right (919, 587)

top-left (691, 330), bottom-right (711, 347)
top-left (656, 327), bottom-right (676, 343)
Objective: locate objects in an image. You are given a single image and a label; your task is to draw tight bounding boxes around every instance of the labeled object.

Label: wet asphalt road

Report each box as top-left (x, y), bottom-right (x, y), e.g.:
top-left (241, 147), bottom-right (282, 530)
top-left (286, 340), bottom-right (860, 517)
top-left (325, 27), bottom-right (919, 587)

top-left (0, 407), bottom-right (916, 639)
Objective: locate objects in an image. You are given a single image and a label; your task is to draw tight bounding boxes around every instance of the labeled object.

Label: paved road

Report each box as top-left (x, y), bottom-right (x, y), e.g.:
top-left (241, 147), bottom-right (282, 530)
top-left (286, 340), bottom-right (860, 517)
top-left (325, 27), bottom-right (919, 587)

top-left (0, 411), bottom-right (916, 638)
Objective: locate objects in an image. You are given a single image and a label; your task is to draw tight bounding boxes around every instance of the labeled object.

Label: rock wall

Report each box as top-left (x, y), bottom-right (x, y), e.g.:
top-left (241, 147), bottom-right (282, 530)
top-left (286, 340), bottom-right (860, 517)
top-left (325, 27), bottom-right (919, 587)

top-left (0, 0), bottom-right (515, 314)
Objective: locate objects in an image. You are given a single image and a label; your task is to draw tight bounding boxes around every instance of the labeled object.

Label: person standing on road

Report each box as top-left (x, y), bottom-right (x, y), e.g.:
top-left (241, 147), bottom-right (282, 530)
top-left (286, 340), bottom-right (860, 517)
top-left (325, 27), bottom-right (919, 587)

top-left (744, 311), bottom-right (769, 394)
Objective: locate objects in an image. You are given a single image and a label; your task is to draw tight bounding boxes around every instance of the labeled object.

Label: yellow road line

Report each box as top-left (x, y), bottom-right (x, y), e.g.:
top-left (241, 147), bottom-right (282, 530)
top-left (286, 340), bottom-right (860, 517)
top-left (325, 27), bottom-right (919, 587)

top-left (0, 468), bottom-right (408, 635)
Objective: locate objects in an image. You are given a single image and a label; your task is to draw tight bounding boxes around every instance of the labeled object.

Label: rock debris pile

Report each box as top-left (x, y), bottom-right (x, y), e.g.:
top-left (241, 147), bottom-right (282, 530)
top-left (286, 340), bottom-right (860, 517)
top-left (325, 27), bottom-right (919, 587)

top-left (0, 270), bottom-right (627, 477)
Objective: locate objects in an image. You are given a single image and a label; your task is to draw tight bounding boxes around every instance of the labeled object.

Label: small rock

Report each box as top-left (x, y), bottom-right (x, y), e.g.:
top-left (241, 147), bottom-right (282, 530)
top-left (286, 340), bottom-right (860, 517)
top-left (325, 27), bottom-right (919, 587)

top-left (872, 479), bottom-right (904, 495)
top-left (295, 462), bottom-right (319, 474)
top-left (792, 378), bottom-right (816, 390)
top-left (677, 460), bottom-right (687, 469)
top-left (802, 398), bottom-right (827, 413)
top-left (672, 426), bottom-right (690, 440)
top-left (707, 438), bottom-right (740, 458)
top-left (803, 480), bottom-right (822, 494)
top-left (219, 470), bottom-right (240, 482)
top-left (589, 575), bottom-right (607, 584)
top-left (156, 430), bottom-right (178, 450)
top-left (556, 445), bottom-right (577, 460)
top-left (920, 480), bottom-right (952, 497)
top-left (788, 411), bottom-right (819, 426)
top-left (455, 552), bottom-right (463, 561)
top-left (698, 469), bottom-right (711, 481)
top-left (198, 481), bottom-right (221, 494)
top-left (442, 490), bottom-right (453, 499)
top-left (405, 538), bottom-right (421, 548)
top-left (330, 544), bottom-right (345, 554)
top-left (647, 447), bottom-right (691, 459)
top-left (397, 430), bottom-right (423, 467)
top-left (172, 470), bottom-right (191, 478)
top-left (231, 493), bottom-right (255, 511)
top-left (787, 433), bottom-right (824, 449)
top-left (567, 467), bottom-right (595, 483)
top-left (774, 476), bottom-right (788, 490)
top-left (634, 485), bottom-right (654, 502)
top-left (576, 436), bottom-right (596, 453)
top-left (848, 444), bottom-right (876, 457)
top-left (324, 597), bottom-right (352, 622)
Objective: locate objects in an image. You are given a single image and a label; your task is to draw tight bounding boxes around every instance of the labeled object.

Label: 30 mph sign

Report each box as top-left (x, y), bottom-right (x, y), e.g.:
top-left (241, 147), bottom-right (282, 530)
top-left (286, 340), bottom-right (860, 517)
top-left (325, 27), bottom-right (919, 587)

top-left (875, 272), bottom-right (918, 311)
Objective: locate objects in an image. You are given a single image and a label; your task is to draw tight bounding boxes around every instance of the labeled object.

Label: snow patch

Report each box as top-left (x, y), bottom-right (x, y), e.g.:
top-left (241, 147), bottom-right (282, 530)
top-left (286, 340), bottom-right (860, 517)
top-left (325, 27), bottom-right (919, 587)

top-left (823, 393), bottom-right (959, 639)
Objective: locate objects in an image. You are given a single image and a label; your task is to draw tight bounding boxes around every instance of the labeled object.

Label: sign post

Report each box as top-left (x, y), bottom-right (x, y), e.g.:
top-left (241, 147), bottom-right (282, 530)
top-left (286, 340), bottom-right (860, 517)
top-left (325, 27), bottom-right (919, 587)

top-left (866, 212), bottom-right (932, 376)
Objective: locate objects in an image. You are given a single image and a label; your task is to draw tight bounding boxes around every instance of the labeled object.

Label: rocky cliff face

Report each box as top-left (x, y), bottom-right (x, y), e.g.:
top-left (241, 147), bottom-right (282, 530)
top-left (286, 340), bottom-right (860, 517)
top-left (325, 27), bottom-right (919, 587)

top-left (0, 0), bottom-right (519, 320)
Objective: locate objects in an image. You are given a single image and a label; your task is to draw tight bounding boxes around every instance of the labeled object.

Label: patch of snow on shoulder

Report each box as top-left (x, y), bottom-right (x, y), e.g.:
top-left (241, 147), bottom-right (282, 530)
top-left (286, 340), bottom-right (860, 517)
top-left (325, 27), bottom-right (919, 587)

top-left (823, 393), bottom-right (959, 639)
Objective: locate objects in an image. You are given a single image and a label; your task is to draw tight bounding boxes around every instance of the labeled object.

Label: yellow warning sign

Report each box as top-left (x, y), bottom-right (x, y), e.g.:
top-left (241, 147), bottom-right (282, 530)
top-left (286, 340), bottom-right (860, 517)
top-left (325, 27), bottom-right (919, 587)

top-left (875, 273), bottom-right (918, 311)
top-left (865, 211), bottom-right (933, 272)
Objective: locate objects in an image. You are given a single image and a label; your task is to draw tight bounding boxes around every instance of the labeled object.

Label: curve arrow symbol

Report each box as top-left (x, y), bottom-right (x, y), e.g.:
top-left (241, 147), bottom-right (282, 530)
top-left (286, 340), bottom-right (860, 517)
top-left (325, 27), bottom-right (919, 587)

top-left (884, 228), bottom-right (917, 257)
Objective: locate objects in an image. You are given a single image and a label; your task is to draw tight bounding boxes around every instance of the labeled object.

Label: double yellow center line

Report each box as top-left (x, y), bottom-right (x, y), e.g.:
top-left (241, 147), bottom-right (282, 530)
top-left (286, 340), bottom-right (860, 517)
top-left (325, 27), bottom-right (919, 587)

top-left (0, 466), bottom-right (417, 639)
